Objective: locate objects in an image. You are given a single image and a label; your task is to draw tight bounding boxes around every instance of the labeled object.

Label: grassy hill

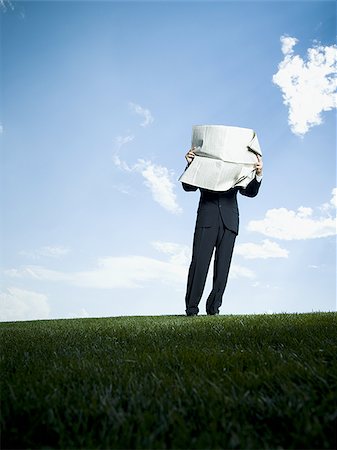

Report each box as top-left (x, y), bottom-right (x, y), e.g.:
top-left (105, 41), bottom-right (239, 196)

top-left (1, 312), bottom-right (336, 449)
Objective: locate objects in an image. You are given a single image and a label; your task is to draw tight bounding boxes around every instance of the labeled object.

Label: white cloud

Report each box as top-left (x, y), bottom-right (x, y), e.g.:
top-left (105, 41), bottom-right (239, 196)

top-left (151, 241), bottom-right (191, 265)
top-left (0, 0), bottom-right (14, 12)
top-left (331, 188), bottom-right (337, 208)
top-left (0, 0), bottom-right (25, 19)
top-left (321, 187), bottom-right (337, 211)
top-left (0, 287), bottom-right (50, 322)
top-left (247, 188), bottom-right (336, 240)
top-left (134, 159), bottom-right (182, 214)
top-left (110, 183), bottom-right (133, 195)
top-left (229, 265), bottom-right (255, 279)
top-left (280, 36), bottom-right (298, 55)
top-left (4, 243), bottom-right (257, 290)
top-left (4, 256), bottom-right (188, 289)
top-left (114, 134), bottom-right (135, 149)
top-left (66, 308), bottom-right (90, 319)
top-left (19, 245), bottom-right (70, 259)
top-left (112, 153), bottom-right (133, 172)
top-left (128, 102), bottom-right (154, 127)
top-left (112, 134), bottom-right (135, 170)
top-left (152, 240), bottom-right (255, 279)
top-left (235, 239), bottom-right (289, 259)
top-left (319, 187), bottom-right (336, 212)
top-left (251, 281), bottom-right (279, 291)
top-left (272, 35), bottom-right (337, 136)
top-left (112, 133), bottom-right (181, 213)
top-left (5, 266), bottom-right (71, 282)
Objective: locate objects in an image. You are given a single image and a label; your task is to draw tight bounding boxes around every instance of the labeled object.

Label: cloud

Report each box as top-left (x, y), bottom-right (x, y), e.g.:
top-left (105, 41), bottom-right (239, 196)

top-left (112, 133), bottom-right (181, 213)
top-left (320, 187), bottom-right (337, 211)
top-left (134, 159), bottom-right (182, 214)
top-left (66, 308), bottom-right (90, 319)
top-left (128, 102), bottom-right (154, 127)
top-left (18, 245), bottom-right (70, 260)
top-left (247, 188), bottom-right (336, 240)
top-left (251, 281), bottom-right (279, 291)
top-left (112, 134), bottom-right (135, 169)
top-left (4, 256), bottom-right (188, 289)
top-left (272, 35), bottom-right (337, 136)
top-left (0, 0), bottom-right (14, 12)
top-left (331, 188), bottom-right (337, 208)
top-left (0, 0), bottom-right (25, 19)
top-left (0, 287), bottom-right (50, 322)
top-left (114, 134), bottom-right (135, 150)
top-left (229, 265), bottom-right (255, 279)
top-left (110, 183), bottom-right (133, 195)
top-left (235, 239), bottom-right (289, 259)
top-left (280, 36), bottom-right (298, 55)
top-left (151, 241), bottom-right (191, 265)
top-left (4, 243), bottom-right (257, 290)
top-left (152, 239), bottom-right (255, 279)
top-left (5, 266), bottom-right (70, 282)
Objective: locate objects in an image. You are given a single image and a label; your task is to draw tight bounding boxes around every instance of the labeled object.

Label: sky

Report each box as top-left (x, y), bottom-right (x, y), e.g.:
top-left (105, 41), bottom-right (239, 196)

top-left (0, 0), bottom-right (336, 322)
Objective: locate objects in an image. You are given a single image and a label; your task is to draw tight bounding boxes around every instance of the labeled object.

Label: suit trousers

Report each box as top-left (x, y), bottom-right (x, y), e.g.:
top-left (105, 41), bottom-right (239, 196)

top-left (185, 210), bottom-right (237, 315)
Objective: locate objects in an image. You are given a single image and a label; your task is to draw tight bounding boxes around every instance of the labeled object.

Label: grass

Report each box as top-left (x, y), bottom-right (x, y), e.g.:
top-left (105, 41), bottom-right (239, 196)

top-left (1, 312), bottom-right (336, 449)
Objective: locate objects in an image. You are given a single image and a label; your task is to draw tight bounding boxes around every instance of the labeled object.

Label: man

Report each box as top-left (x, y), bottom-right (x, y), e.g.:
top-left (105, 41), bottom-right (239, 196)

top-left (182, 147), bottom-right (263, 316)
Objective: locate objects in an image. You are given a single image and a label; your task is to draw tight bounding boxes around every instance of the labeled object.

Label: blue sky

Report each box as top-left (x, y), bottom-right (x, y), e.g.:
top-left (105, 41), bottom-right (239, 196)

top-left (1, 0), bottom-right (336, 321)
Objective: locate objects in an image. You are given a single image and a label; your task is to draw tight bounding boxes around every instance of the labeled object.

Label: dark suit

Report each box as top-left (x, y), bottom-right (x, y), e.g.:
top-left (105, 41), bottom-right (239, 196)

top-left (182, 166), bottom-right (261, 315)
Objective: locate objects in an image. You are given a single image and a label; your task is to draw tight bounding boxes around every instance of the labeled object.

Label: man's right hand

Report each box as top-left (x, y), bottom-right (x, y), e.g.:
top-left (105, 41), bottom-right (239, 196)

top-left (185, 146), bottom-right (196, 165)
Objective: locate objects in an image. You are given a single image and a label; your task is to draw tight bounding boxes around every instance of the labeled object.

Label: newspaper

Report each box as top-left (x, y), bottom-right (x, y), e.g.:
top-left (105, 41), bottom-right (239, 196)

top-left (178, 125), bottom-right (262, 191)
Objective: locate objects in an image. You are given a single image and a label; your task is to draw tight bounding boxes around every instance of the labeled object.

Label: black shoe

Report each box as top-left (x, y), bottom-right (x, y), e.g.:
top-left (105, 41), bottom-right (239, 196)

top-left (207, 312), bottom-right (219, 316)
top-left (186, 312), bottom-right (198, 316)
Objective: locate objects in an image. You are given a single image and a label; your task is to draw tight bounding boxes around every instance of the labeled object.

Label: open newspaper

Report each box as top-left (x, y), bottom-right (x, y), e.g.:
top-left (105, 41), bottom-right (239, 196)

top-left (178, 125), bottom-right (262, 192)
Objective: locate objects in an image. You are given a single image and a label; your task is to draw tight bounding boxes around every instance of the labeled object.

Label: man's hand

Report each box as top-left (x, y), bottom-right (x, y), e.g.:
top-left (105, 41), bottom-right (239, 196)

top-left (255, 154), bottom-right (263, 176)
top-left (185, 146), bottom-right (196, 165)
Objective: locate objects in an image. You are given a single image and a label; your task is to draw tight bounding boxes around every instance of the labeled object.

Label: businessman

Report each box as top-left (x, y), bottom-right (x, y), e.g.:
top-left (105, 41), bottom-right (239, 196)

top-left (182, 147), bottom-right (263, 316)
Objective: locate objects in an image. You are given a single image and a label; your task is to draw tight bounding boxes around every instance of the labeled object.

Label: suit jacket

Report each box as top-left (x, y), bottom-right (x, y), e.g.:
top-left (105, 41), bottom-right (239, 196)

top-left (182, 167), bottom-right (261, 235)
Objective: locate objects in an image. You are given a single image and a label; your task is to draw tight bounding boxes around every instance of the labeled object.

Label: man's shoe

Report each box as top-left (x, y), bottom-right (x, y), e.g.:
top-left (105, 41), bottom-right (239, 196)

top-left (186, 312), bottom-right (198, 316)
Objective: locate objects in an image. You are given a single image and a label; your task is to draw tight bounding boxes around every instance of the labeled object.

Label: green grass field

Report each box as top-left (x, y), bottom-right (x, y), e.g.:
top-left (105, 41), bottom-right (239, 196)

top-left (1, 312), bottom-right (336, 450)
